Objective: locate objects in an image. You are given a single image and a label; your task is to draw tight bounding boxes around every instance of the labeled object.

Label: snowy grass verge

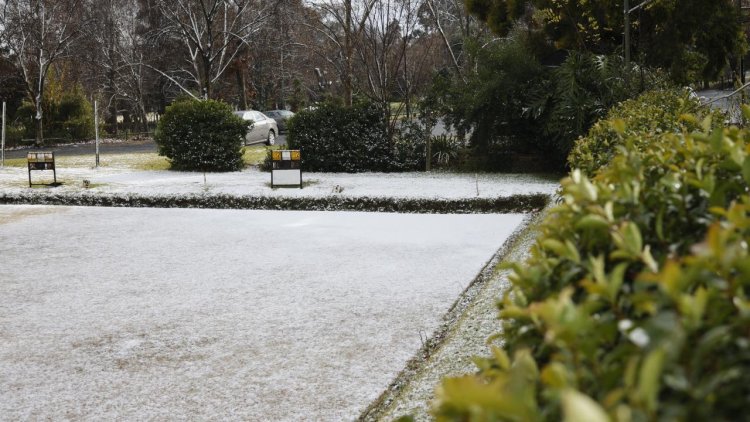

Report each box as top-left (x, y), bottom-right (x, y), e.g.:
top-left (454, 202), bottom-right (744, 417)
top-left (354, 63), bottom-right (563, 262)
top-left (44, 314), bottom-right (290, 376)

top-left (0, 190), bottom-right (549, 214)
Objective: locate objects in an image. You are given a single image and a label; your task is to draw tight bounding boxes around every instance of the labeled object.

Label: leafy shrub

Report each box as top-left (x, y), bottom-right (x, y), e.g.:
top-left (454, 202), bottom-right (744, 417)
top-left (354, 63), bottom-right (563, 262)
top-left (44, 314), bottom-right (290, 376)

top-left (287, 102), bottom-right (393, 172)
top-left (568, 88), bottom-right (724, 174)
top-left (392, 120), bottom-right (426, 171)
top-left (2, 125), bottom-right (25, 148)
top-left (15, 89), bottom-right (96, 142)
top-left (55, 90), bottom-right (96, 140)
top-left (154, 99), bottom-right (246, 172)
top-left (433, 113), bottom-right (750, 420)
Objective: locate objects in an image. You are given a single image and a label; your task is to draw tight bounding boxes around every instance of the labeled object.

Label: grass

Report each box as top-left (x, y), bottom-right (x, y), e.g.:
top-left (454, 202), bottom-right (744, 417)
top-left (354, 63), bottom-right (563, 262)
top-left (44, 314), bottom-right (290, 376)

top-left (2, 145), bottom-right (276, 171)
top-left (242, 144), bottom-right (279, 166)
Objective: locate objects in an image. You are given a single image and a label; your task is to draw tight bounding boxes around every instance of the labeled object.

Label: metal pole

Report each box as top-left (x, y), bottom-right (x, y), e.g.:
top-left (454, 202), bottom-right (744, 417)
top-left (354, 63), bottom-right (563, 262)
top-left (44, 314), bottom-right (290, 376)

top-left (1, 102), bottom-right (5, 167)
top-left (94, 100), bottom-right (100, 167)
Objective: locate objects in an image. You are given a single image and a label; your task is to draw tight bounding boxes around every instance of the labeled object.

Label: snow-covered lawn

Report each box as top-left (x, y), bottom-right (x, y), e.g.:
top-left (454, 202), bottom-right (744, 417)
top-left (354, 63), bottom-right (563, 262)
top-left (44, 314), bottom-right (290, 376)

top-left (0, 165), bottom-right (558, 200)
top-left (0, 205), bottom-right (525, 420)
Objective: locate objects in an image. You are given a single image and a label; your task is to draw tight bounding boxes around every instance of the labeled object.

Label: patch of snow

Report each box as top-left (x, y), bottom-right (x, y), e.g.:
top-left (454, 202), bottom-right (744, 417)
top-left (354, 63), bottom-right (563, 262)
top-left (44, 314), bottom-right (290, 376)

top-left (0, 205), bottom-right (525, 420)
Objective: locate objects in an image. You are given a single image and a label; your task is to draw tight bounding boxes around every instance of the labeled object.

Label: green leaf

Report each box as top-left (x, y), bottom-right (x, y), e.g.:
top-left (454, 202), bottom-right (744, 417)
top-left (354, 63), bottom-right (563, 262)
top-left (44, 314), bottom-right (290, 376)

top-left (541, 362), bottom-right (572, 389)
top-left (562, 389), bottom-right (610, 422)
top-left (742, 157), bottom-right (750, 185)
top-left (637, 348), bottom-right (665, 413)
top-left (575, 215), bottom-right (610, 231)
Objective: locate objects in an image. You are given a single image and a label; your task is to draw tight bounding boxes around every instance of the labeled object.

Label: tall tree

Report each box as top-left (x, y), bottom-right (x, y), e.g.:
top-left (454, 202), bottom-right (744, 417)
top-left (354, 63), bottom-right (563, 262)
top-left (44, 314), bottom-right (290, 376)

top-left (0, 0), bottom-right (86, 143)
top-left (464, 0), bottom-right (745, 83)
top-left (309, 0), bottom-right (378, 106)
top-left (150, 0), bottom-right (269, 100)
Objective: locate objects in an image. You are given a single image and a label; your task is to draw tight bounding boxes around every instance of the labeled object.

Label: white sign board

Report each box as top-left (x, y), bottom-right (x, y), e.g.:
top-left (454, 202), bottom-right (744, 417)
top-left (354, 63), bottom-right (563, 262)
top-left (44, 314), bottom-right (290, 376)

top-left (272, 169), bottom-right (302, 186)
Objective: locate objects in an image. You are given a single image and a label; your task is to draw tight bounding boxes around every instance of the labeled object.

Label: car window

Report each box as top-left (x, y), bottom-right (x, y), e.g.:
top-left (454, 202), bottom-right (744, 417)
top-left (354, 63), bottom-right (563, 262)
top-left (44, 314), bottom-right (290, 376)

top-left (256, 112), bottom-right (270, 120)
top-left (266, 111), bottom-right (279, 117)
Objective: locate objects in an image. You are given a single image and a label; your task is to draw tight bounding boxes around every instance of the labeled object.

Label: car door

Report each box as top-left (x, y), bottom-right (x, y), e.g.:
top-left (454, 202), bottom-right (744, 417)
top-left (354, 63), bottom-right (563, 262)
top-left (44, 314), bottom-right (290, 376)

top-left (251, 111), bottom-right (269, 143)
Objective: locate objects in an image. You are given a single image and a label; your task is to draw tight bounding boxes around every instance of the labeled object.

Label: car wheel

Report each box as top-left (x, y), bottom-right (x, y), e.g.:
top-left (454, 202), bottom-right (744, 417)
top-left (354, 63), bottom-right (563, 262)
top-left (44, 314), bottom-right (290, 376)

top-left (267, 130), bottom-right (276, 146)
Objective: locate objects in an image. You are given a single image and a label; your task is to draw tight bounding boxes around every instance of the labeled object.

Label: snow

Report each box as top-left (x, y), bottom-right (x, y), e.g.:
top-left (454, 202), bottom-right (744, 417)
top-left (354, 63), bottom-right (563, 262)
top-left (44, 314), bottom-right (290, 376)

top-left (0, 166), bottom-right (558, 200)
top-left (0, 205), bottom-right (526, 420)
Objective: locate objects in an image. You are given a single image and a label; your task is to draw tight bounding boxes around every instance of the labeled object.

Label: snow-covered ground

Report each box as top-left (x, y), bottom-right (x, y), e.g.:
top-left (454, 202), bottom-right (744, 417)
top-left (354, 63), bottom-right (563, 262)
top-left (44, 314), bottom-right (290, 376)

top-left (0, 166), bottom-right (558, 200)
top-left (0, 205), bottom-right (525, 420)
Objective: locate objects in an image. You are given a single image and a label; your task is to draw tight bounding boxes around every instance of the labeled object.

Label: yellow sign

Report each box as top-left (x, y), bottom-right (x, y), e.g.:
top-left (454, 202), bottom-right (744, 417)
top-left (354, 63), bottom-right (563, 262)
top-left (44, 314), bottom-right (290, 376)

top-left (27, 152), bottom-right (54, 163)
top-left (271, 150), bottom-right (300, 161)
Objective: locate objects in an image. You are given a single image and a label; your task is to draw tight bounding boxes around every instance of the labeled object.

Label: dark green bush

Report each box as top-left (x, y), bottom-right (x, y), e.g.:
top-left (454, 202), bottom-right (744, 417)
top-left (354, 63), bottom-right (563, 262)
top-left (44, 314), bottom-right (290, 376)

top-left (433, 109), bottom-right (750, 420)
top-left (16, 89), bottom-right (95, 142)
top-left (154, 99), bottom-right (246, 172)
top-left (392, 120), bottom-right (426, 171)
top-left (56, 91), bottom-right (95, 140)
top-left (287, 102), bottom-right (393, 172)
top-left (568, 88), bottom-right (724, 174)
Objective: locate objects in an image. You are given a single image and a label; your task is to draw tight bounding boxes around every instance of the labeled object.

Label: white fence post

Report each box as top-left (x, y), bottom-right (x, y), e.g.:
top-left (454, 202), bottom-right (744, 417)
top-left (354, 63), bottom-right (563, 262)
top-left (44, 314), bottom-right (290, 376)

top-left (1, 101), bottom-right (6, 167)
top-left (95, 100), bottom-right (100, 167)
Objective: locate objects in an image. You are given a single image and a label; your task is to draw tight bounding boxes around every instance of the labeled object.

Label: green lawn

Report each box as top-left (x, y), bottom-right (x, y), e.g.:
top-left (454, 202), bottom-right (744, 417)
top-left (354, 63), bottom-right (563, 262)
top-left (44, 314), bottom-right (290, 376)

top-left (2, 145), bottom-right (275, 171)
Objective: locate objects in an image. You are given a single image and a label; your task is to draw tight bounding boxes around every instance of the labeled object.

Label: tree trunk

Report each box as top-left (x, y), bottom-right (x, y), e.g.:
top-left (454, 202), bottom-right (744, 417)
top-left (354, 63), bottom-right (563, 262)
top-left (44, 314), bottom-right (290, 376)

top-left (34, 101), bottom-right (44, 146)
top-left (236, 68), bottom-right (248, 109)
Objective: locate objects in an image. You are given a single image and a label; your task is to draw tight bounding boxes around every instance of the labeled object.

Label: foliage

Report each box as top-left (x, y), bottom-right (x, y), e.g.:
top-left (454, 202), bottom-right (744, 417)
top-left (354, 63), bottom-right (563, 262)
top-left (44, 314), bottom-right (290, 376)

top-left (528, 52), bottom-right (658, 164)
top-left (425, 33), bottom-right (653, 170)
top-left (568, 88), bottom-right (724, 175)
top-left (422, 34), bottom-right (548, 168)
top-left (286, 102), bottom-right (393, 172)
top-left (154, 99), bottom-right (246, 172)
top-left (465, 0), bottom-right (745, 85)
top-left (0, 190), bottom-right (549, 215)
top-left (433, 109), bottom-right (750, 420)
top-left (638, 0), bottom-right (746, 84)
top-left (392, 120), bottom-right (427, 171)
top-left (16, 88), bottom-right (95, 141)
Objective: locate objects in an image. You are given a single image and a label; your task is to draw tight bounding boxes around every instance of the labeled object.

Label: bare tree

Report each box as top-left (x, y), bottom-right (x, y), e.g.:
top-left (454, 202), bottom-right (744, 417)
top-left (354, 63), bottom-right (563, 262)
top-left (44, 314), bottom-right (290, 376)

top-left (87, 0), bottom-right (155, 132)
top-left (308, 0), bottom-right (379, 106)
top-left (0, 0), bottom-right (85, 143)
top-left (149, 0), bottom-right (270, 100)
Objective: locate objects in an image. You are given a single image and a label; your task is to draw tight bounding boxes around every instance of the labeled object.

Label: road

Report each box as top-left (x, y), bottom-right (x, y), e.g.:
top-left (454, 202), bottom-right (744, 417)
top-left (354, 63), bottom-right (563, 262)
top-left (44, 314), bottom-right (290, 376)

top-left (3, 134), bottom-right (288, 159)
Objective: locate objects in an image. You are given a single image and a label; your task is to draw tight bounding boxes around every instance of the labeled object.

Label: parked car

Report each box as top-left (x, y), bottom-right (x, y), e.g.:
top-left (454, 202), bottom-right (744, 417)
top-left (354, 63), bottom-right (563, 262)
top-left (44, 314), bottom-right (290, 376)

top-left (233, 110), bottom-right (278, 145)
top-left (263, 110), bottom-right (295, 133)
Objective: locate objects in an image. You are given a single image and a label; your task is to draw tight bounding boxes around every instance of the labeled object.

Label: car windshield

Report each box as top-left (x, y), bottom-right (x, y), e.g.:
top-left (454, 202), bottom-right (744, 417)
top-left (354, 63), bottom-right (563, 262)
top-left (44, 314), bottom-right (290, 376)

top-left (265, 111), bottom-right (279, 117)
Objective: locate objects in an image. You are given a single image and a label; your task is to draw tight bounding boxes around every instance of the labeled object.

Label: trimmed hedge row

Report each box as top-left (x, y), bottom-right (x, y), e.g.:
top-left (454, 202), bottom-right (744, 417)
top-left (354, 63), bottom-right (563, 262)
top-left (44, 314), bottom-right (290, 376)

top-left (433, 102), bottom-right (750, 419)
top-left (0, 191), bottom-right (548, 214)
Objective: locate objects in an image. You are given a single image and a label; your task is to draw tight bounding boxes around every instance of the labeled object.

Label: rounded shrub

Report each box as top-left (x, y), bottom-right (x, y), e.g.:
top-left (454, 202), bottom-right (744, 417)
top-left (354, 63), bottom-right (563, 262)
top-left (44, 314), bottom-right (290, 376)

top-left (287, 102), bottom-right (392, 172)
top-left (154, 99), bottom-right (246, 172)
top-left (568, 88), bottom-right (723, 175)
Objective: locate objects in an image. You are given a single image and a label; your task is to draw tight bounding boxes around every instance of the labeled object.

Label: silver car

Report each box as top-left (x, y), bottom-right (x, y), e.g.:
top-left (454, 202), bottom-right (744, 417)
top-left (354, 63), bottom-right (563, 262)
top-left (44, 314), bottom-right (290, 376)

top-left (233, 110), bottom-right (278, 145)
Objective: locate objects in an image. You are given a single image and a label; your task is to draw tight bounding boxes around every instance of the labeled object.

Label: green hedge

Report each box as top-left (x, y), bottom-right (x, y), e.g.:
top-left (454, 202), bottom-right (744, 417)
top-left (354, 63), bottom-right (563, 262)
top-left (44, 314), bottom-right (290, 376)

top-left (0, 191), bottom-right (548, 214)
top-left (287, 102), bottom-right (393, 172)
top-left (567, 89), bottom-right (723, 175)
top-left (154, 99), bottom-right (246, 172)
top-left (433, 104), bottom-right (750, 419)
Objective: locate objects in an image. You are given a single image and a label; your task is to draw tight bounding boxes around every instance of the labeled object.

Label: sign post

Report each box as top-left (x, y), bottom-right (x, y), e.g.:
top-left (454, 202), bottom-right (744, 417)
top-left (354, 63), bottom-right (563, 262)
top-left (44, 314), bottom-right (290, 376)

top-left (27, 152), bottom-right (56, 187)
top-left (94, 100), bottom-right (100, 167)
top-left (1, 101), bottom-right (6, 167)
top-left (271, 149), bottom-right (302, 188)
